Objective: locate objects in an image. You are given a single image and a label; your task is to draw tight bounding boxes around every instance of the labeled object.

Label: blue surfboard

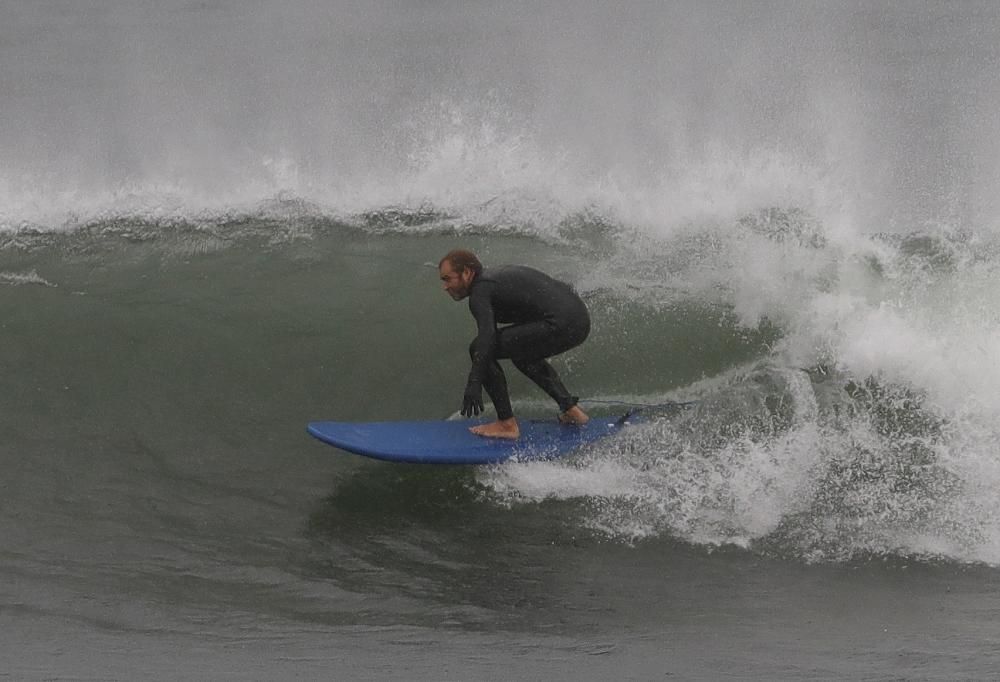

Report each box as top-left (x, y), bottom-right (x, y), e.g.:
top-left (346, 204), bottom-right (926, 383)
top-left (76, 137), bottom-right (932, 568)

top-left (306, 415), bottom-right (638, 465)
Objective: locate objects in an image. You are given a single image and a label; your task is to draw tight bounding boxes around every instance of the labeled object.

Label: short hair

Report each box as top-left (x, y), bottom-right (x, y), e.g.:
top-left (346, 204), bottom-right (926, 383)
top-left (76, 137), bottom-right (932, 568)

top-left (439, 249), bottom-right (482, 276)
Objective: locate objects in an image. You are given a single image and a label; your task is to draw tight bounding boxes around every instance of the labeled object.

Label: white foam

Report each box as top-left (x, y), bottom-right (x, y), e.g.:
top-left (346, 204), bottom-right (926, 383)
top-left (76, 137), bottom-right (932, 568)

top-left (0, 270), bottom-right (57, 287)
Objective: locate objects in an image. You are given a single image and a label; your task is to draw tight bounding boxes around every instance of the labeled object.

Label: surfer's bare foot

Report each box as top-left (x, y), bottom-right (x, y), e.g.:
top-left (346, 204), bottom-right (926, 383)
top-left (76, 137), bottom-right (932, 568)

top-left (470, 418), bottom-right (520, 440)
top-left (558, 405), bottom-right (589, 425)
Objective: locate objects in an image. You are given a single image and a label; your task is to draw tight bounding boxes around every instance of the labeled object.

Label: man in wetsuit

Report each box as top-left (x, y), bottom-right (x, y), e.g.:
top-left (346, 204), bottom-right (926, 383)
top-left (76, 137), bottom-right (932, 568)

top-left (438, 249), bottom-right (590, 439)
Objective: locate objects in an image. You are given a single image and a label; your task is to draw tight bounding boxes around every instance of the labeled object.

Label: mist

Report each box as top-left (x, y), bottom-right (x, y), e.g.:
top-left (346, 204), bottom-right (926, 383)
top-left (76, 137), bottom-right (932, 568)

top-left (2, 1), bottom-right (1000, 232)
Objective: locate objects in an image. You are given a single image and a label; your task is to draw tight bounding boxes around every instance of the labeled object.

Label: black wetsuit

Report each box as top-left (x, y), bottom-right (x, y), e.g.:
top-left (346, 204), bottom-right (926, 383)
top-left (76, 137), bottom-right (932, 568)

top-left (466, 265), bottom-right (590, 420)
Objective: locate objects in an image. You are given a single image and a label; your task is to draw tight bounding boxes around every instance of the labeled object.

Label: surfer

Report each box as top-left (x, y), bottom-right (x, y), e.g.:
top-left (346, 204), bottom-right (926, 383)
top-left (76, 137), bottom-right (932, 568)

top-left (438, 249), bottom-right (590, 439)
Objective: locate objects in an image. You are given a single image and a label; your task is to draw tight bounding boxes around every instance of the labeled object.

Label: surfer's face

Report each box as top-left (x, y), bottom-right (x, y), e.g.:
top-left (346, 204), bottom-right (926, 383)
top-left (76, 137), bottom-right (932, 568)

top-left (439, 262), bottom-right (474, 300)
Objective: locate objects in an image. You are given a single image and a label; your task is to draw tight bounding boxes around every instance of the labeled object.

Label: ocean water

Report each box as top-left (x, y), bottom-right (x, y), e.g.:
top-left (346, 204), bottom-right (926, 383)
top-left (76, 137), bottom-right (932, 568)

top-left (3, 1), bottom-right (1000, 679)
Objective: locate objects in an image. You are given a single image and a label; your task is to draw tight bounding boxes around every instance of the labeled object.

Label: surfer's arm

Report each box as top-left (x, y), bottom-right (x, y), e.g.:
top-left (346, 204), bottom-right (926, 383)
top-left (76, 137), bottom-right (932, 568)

top-left (467, 287), bottom-right (498, 386)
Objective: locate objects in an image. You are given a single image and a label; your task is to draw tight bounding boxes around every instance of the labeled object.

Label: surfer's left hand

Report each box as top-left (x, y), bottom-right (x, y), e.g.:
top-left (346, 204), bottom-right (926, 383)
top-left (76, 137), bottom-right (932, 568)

top-left (461, 382), bottom-right (484, 417)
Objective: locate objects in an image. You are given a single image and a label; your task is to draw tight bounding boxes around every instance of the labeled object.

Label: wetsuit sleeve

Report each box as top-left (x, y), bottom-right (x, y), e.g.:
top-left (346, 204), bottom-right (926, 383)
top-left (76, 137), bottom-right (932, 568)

top-left (467, 285), bottom-right (498, 386)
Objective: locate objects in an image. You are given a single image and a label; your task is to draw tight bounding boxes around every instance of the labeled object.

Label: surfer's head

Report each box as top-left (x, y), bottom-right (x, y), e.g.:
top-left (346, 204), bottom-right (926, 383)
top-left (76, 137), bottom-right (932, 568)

top-left (439, 249), bottom-right (481, 300)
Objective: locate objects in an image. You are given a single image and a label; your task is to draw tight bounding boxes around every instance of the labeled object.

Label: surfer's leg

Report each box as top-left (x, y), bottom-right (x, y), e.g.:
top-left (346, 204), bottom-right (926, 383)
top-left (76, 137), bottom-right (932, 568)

top-left (510, 356), bottom-right (581, 414)
top-left (482, 360), bottom-right (514, 420)
top-left (469, 340), bottom-right (514, 420)
top-left (466, 341), bottom-right (519, 439)
top-left (496, 311), bottom-right (590, 360)
top-left (497, 321), bottom-right (589, 423)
